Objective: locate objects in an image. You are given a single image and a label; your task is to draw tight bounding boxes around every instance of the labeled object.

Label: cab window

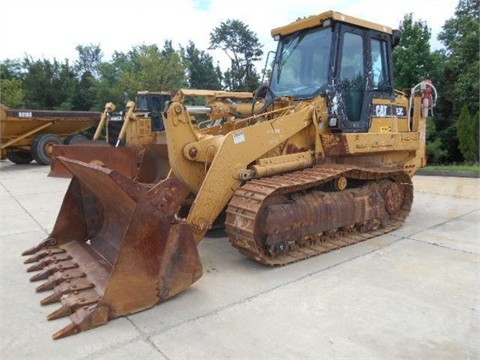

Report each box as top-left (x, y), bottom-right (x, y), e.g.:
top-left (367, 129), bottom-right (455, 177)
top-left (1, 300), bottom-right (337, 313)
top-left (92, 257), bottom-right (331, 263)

top-left (371, 39), bottom-right (389, 90)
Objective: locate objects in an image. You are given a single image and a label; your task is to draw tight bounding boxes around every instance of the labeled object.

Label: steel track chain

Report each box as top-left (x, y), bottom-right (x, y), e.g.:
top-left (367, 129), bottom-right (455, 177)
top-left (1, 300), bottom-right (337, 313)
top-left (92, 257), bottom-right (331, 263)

top-left (225, 164), bottom-right (413, 266)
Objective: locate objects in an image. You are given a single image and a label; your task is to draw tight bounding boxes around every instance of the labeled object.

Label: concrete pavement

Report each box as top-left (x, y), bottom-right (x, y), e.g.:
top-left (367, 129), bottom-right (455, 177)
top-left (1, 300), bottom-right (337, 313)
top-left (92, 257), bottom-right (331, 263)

top-left (1, 160), bottom-right (479, 359)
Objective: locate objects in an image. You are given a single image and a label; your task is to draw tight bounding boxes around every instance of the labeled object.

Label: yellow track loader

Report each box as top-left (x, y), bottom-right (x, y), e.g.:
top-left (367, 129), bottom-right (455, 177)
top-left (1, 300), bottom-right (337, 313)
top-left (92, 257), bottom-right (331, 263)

top-left (49, 91), bottom-right (172, 180)
top-left (22, 10), bottom-right (437, 339)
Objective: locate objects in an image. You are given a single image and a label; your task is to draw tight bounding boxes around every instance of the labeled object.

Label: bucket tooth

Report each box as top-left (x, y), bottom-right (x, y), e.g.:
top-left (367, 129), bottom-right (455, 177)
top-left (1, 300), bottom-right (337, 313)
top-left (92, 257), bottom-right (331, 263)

top-left (22, 238), bottom-right (57, 256)
top-left (29, 261), bottom-right (79, 282)
top-left (36, 280), bottom-right (57, 293)
top-left (48, 304), bottom-right (73, 320)
top-left (23, 248), bottom-right (66, 264)
top-left (26, 254), bottom-right (72, 272)
top-left (47, 289), bottom-right (100, 320)
top-left (30, 269), bottom-right (53, 282)
top-left (52, 323), bottom-right (81, 340)
top-left (52, 305), bottom-right (109, 340)
top-left (41, 279), bottom-right (95, 305)
top-left (26, 263), bottom-right (46, 272)
top-left (22, 246), bottom-right (40, 257)
top-left (40, 291), bottom-right (63, 305)
top-left (35, 269), bottom-right (86, 292)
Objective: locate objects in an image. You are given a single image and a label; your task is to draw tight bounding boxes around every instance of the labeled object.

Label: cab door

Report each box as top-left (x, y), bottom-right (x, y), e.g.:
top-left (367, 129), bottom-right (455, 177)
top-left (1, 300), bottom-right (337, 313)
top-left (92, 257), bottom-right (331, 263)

top-left (333, 25), bottom-right (395, 132)
top-left (335, 25), bottom-right (368, 132)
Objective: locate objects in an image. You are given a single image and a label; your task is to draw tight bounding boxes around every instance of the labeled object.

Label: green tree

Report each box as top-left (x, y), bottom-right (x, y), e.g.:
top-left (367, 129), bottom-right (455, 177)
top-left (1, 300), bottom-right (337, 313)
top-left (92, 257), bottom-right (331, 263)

top-left (0, 59), bottom-right (24, 107)
top-left (438, 0), bottom-right (480, 116)
top-left (473, 112), bottom-right (480, 162)
top-left (457, 106), bottom-right (479, 162)
top-left (161, 40), bottom-right (176, 58)
top-left (431, 0), bottom-right (480, 163)
top-left (392, 13), bottom-right (459, 164)
top-left (69, 72), bottom-right (97, 110)
top-left (74, 44), bottom-right (103, 78)
top-left (66, 45), bottom-right (104, 110)
top-left (393, 13), bottom-right (434, 89)
top-left (93, 61), bottom-right (124, 109)
top-left (183, 41), bottom-right (222, 89)
top-left (21, 57), bottom-right (77, 109)
top-left (209, 19), bottom-right (263, 91)
top-left (426, 116), bottom-right (449, 164)
top-left (112, 42), bottom-right (188, 101)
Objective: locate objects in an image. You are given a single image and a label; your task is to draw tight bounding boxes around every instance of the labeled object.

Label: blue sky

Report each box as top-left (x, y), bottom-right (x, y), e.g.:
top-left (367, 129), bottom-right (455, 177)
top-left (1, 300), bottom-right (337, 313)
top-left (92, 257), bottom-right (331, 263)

top-left (0, 0), bottom-right (459, 72)
top-left (191, 0), bottom-right (212, 11)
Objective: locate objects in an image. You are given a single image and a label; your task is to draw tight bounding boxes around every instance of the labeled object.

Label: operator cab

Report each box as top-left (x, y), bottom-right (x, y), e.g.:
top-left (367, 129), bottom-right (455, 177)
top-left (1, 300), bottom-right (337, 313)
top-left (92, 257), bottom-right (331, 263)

top-left (136, 92), bottom-right (172, 131)
top-left (270, 11), bottom-right (401, 132)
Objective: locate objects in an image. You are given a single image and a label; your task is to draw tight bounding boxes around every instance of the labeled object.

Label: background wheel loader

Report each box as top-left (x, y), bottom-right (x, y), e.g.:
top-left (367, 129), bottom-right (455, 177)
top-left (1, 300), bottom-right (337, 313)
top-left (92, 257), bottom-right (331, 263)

top-left (21, 10), bottom-right (437, 339)
top-left (49, 91), bottom-right (173, 180)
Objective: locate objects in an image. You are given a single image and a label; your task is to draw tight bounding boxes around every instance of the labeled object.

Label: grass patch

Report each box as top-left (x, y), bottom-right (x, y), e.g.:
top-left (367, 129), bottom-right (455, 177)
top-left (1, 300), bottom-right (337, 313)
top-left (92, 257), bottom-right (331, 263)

top-left (424, 164), bottom-right (480, 174)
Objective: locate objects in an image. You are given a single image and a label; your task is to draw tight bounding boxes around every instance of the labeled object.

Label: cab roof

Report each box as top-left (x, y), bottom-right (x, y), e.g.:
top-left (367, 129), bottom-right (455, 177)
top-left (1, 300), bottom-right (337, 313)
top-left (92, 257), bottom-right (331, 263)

top-left (271, 10), bottom-right (393, 37)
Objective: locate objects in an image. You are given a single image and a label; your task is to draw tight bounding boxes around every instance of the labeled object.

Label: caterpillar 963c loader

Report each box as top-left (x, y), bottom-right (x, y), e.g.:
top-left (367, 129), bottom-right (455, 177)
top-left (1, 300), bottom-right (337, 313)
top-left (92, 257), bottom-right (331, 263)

top-left (22, 10), bottom-right (437, 339)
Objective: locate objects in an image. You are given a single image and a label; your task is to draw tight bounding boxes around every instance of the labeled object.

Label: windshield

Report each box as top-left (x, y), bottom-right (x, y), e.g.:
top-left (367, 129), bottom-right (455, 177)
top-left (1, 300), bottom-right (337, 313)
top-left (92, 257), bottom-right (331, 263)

top-left (270, 26), bottom-right (333, 99)
top-left (137, 95), bottom-right (149, 111)
top-left (137, 95), bottom-right (167, 113)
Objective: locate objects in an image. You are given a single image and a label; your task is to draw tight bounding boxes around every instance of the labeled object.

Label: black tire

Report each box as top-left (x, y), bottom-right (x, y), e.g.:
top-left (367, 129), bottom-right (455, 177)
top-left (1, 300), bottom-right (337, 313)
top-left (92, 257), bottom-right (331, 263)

top-left (32, 134), bottom-right (62, 165)
top-left (63, 133), bottom-right (89, 145)
top-left (6, 148), bottom-right (34, 164)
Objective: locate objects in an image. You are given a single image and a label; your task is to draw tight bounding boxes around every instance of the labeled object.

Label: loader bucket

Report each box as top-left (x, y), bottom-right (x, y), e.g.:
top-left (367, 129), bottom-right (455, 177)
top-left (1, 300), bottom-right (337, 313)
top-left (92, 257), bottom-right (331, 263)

top-left (22, 157), bottom-right (202, 339)
top-left (49, 143), bottom-right (170, 183)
